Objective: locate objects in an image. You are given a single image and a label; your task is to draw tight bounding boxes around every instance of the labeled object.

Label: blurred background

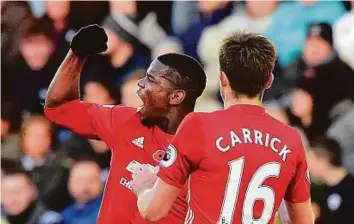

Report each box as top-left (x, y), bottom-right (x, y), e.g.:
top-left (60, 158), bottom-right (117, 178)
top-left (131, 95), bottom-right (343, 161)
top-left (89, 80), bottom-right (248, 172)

top-left (1, 1), bottom-right (354, 224)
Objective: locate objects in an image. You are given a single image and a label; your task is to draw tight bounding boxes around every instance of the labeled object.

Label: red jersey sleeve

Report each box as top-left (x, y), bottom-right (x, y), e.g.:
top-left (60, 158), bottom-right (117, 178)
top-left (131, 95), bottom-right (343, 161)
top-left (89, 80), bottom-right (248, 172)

top-left (158, 113), bottom-right (205, 188)
top-left (284, 132), bottom-right (311, 203)
top-left (44, 100), bottom-right (135, 149)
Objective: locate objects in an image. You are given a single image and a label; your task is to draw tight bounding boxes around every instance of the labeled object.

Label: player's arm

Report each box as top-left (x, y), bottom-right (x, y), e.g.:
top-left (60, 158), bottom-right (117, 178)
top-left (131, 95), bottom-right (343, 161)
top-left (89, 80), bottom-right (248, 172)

top-left (285, 199), bottom-right (314, 224)
top-left (45, 24), bottom-right (107, 108)
top-left (44, 50), bottom-right (84, 108)
top-left (137, 178), bottom-right (181, 222)
top-left (44, 25), bottom-right (116, 140)
top-left (133, 113), bottom-right (205, 222)
top-left (283, 132), bottom-right (314, 224)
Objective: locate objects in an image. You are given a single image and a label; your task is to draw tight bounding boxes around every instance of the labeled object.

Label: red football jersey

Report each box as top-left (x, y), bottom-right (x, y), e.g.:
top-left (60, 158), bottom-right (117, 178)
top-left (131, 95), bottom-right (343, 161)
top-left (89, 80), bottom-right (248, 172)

top-left (159, 105), bottom-right (311, 224)
top-left (44, 100), bottom-right (187, 224)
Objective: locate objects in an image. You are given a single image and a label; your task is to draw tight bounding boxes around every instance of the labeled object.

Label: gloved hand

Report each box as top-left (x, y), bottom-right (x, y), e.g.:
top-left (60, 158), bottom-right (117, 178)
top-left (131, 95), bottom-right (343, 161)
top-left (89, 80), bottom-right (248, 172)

top-left (70, 24), bottom-right (108, 58)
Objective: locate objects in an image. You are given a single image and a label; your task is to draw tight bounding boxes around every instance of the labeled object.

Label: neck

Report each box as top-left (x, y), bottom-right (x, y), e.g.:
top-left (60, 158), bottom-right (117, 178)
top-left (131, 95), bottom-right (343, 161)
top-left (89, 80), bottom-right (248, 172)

top-left (53, 19), bottom-right (66, 32)
top-left (301, 114), bottom-right (312, 127)
top-left (224, 93), bottom-right (262, 109)
top-left (322, 167), bottom-right (347, 186)
top-left (157, 108), bottom-right (190, 135)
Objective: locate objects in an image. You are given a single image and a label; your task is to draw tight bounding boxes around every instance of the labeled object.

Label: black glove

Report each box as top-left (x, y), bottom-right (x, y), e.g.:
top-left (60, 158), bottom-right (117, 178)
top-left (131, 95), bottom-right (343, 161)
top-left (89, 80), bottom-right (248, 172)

top-left (70, 24), bottom-right (108, 58)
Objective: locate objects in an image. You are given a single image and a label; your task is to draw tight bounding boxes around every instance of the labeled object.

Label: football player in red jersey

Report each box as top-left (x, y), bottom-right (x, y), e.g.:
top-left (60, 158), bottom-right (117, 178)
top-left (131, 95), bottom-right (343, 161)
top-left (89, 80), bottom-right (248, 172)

top-left (133, 31), bottom-right (315, 224)
top-left (44, 25), bottom-right (207, 224)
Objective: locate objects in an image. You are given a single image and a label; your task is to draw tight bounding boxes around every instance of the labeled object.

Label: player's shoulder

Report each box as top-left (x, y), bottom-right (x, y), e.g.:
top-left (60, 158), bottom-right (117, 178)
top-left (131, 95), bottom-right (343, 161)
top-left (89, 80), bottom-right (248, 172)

top-left (109, 104), bottom-right (139, 116)
top-left (189, 108), bottom-right (225, 121)
top-left (266, 113), bottom-right (305, 150)
top-left (108, 105), bottom-right (142, 125)
top-left (181, 110), bottom-right (217, 125)
top-left (268, 112), bottom-right (302, 137)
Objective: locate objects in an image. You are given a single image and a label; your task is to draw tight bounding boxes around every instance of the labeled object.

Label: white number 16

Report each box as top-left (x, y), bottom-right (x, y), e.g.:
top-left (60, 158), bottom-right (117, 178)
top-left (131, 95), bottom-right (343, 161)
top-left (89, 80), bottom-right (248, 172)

top-left (217, 157), bottom-right (281, 224)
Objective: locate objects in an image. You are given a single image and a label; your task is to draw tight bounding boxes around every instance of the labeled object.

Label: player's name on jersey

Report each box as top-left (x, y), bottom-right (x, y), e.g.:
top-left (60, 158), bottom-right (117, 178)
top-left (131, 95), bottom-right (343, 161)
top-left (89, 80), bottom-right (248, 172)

top-left (215, 128), bottom-right (291, 161)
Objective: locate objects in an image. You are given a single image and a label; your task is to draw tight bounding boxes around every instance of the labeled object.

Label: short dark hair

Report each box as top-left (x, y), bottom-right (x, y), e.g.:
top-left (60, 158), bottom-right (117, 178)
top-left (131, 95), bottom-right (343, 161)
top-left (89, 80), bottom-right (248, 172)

top-left (311, 136), bottom-right (342, 167)
top-left (219, 31), bottom-right (276, 97)
top-left (1, 101), bottom-right (23, 134)
top-left (157, 53), bottom-right (207, 107)
top-left (1, 159), bottom-right (32, 181)
top-left (19, 17), bottom-right (55, 41)
top-left (74, 156), bottom-right (100, 166)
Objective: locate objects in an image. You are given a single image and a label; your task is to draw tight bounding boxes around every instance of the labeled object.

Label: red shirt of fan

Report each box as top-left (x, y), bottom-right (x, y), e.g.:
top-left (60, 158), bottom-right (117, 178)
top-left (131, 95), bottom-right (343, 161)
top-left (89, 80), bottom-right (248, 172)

top-left (44, 100), bottom-right (187, 224)
top-left (158, 105), bottom-right (311, 224)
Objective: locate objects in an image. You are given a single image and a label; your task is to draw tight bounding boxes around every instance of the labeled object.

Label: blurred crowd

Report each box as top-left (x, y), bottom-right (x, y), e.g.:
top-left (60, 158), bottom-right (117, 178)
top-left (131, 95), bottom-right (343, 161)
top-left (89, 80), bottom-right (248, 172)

top-left (1, 1), bottom-right (354, 224)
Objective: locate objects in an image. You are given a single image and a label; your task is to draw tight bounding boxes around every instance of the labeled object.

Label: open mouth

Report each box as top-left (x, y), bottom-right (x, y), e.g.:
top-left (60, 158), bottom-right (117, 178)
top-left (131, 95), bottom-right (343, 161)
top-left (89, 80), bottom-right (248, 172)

top-left (136, 88), bottom-right (145, 109)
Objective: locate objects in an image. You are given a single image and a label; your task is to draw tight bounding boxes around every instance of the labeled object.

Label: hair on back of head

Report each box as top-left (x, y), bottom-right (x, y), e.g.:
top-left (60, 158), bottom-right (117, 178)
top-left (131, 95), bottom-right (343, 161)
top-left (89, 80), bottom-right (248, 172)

top-left (219, 31), bottom-right (276, 98)
top-left (311, 136), bottom-right (342, 167)
top-left (19, 17), bottom-right (55, 41)
top-left (1, 101), bottom-right (23, 134)
top-left (74, 155), bottom-right (100, 167)
top-left (157, 53), bottom-right (207, 105)
top-left (1, 159), bottom-right (32, 181)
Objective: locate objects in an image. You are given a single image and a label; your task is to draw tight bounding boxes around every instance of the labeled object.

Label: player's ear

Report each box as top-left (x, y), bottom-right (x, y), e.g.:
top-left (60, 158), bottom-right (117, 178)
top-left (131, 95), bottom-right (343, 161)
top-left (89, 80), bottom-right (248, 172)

top-left (169, 90), bottom-right (186, 106)
top-left (220, 71), bottom-right (229, 88)
top-left (265, 73), bottom-right (274, 89)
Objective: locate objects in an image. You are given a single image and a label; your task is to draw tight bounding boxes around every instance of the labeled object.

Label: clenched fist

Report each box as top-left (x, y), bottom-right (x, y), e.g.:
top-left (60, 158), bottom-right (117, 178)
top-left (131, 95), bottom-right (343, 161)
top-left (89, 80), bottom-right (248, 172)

top-left (70, 24), bottom-right (108, 58)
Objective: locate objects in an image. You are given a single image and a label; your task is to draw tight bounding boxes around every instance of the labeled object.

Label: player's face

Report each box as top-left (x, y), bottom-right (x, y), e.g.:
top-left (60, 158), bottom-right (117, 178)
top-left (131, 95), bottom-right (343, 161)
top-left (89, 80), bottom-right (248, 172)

top-left (136, 59), bottom-right (176, 122)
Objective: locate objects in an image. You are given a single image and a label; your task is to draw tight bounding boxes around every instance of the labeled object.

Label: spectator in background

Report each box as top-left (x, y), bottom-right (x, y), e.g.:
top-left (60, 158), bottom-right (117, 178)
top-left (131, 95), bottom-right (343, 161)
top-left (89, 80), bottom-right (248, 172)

top-left (171, 1), bottom-right (198, 36)
top-left (1, 167), bottom-right (63, 224)
top-left (178, 0), bottom-right (233, 61)
top-left (1, 102), bottom-right (22, 161)
top-left (120, 69), bottom-right (145, 108)
top-left (265, 0), bottom-right (346, 67)
top-left (37, 1), bottom-right (109, 32)
top-left (1, 1), bottom-right (32, 102)
top-left (101, 13), bottom-right (151, 86)
top-left (83, 77), bottom-right (119, 105)
top-left (307, 136), bottom-right (354, 224)
top-left (197, 1), bottom-right (278, 112)
top-left (152, 37), bottom-right (183, 59)
top-left (283, 23), bottom-right (354, 142)
top-left (328, 106), bottom-right (354, 174)
top-left (334, 0), bottom-right (354, 70)
top-left (109, 1), bottom-right (137, 15)
top-left (62, 159), bottom-right (103, 224)
top-left (20, 115), bottom-right (72, 212)
top-left (1, 1), bottom-right (32, 67)
top-left (45, 1), bottom-right (70, 35)
top-left (10, 17), bottom-right (67, 114)
top-left (43, 0), bottom-right (72, 50)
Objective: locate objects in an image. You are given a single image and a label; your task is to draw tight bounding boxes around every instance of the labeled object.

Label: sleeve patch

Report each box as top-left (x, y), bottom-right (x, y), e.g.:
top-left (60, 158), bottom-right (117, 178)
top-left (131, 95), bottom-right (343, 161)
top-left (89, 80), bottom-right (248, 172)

top-left (160, 144), bottom-right (177, 168)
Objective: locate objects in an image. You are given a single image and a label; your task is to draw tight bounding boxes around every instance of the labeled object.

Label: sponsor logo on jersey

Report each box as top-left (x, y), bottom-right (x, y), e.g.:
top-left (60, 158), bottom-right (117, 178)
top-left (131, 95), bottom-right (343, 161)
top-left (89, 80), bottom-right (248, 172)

top-left (132, 137), bottom-right (144, 148)
top-left (120, 177), bottom-right (133, 190)
top-left (126, 160), bottom-right (143, 174)
top-left (160, 144), bottom-right (177, 168)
